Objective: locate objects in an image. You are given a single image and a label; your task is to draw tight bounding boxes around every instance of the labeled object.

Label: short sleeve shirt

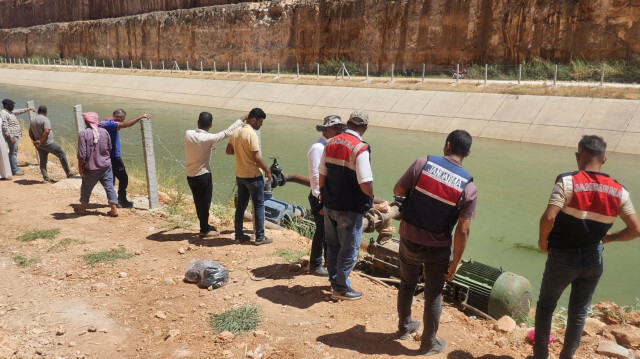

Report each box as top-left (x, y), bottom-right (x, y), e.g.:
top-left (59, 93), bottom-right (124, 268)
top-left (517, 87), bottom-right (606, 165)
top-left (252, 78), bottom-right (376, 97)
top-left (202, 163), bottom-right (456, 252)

top-left (30, 114), bottom-right (54, 145)
top-left (397, 156), bottom-right (478, 246)
top-left (229, 124), bottom-right (262, 178)
top-left (98, 119), bottom-right (120, 158)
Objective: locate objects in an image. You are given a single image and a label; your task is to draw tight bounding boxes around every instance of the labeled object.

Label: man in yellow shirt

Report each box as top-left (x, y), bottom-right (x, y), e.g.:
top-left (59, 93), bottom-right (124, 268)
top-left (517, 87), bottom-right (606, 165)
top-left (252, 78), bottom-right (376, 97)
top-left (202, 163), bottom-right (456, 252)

top-left (226, 108), bottom-right (273, 245)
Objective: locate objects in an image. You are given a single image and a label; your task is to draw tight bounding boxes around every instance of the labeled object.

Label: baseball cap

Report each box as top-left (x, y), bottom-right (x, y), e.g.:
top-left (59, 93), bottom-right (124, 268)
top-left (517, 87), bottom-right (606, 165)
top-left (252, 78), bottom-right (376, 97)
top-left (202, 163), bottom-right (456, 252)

top-left (315, 115), bottom-right (344, 132)
top-left (348, 110), bottom-right (369, 125)
top-left (2, 99), bottom-right (15, 106)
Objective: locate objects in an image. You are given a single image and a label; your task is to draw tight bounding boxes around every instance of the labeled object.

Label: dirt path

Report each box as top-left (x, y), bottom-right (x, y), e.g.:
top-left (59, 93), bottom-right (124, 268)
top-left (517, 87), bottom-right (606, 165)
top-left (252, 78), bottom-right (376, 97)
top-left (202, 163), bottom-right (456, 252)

top-left (0, 151), bottom-right (636, 359)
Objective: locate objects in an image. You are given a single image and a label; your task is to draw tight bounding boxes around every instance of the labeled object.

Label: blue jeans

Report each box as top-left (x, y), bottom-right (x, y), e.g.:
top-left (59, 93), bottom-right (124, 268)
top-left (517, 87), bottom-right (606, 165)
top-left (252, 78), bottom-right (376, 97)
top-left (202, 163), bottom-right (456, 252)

top-left (5, 136), bottom-right (19, 173)
top-left (235, 176), bottom-right (265, 239)
top-left (323, 207), bottom-right (363, 294)
top-left (80, 165), bottom-right (118, 204)
top-left (397, 237), bottom-right (451, 350)
top-left (533, 243), bottom-right (603, 359)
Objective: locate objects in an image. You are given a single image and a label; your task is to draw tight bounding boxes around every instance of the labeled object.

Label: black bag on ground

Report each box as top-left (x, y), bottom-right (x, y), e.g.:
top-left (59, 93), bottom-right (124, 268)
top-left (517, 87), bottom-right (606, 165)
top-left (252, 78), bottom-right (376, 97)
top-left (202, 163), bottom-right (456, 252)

top-left (184, 259), bottom-right (229, 289)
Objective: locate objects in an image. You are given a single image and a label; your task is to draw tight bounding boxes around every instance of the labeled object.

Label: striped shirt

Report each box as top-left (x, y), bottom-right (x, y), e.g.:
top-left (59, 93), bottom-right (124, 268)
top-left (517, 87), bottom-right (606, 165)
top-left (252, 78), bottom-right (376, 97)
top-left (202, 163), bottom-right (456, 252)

top-left (1, 108), bottom-right (30, 138)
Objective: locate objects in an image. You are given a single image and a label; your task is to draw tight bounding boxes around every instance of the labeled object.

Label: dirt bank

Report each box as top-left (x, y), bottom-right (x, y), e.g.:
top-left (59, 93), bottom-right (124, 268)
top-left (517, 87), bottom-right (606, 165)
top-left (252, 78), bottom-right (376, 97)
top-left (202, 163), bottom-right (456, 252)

top-left (0, 146), bottom-right (638, 358)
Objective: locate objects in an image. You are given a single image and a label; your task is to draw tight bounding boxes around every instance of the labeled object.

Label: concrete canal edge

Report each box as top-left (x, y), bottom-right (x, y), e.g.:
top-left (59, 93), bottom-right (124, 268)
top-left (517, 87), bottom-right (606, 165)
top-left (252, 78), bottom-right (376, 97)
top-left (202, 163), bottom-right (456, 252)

top-left (1, 68), bottom-right (639, 155)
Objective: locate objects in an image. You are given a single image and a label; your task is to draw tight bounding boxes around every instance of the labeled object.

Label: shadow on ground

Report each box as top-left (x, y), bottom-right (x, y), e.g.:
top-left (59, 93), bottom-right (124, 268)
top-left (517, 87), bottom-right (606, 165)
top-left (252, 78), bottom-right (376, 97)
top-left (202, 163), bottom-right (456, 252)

top-left (317, 324), bottom-right (415, 356)
top-left (447, 350), bottom-right (516, 359)
top-left (146, 229), bottom-right (237, 247)
top-left (250, 263), bottom-right (307, 281)
top-left (256, 285), bottom-right (328, 309)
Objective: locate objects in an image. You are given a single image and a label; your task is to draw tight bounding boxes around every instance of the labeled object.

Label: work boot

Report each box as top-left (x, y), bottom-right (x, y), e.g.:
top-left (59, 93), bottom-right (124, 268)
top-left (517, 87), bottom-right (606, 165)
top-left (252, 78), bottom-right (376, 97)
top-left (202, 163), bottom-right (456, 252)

top-left (117, 199), bottom-right (134, 208)
top-left (331, 289), bottom-right (363, 301)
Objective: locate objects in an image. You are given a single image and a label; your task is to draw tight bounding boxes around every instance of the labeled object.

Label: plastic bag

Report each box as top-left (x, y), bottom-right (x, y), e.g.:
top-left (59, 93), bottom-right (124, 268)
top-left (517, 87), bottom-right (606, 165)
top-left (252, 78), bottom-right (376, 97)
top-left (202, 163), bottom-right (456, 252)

top-left (184, 259), bottom-right (229, 289)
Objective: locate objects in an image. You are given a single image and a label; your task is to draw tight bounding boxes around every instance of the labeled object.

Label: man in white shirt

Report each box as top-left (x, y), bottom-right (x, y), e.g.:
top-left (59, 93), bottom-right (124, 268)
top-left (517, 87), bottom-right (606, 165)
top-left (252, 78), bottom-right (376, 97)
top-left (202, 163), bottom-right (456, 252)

top-left (184, 112), bottom-right (246, 238)
top-left (307, 115), bottom-right (345, 276)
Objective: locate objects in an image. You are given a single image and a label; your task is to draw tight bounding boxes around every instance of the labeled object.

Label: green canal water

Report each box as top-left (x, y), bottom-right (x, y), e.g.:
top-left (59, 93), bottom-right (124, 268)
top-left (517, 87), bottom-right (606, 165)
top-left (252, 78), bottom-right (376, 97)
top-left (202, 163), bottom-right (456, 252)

top-left (2, 83), bottom-right (639, 308)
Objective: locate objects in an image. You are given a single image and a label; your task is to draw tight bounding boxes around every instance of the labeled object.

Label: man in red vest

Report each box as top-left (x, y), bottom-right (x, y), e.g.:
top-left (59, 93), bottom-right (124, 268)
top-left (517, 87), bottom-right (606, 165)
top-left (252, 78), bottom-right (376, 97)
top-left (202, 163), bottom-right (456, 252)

top-left (393, 129), bottom-right (477, 356)
top-left (319, 110), bottom-right (374, 301)
top-left (530, 135), bottom-right (640, 359)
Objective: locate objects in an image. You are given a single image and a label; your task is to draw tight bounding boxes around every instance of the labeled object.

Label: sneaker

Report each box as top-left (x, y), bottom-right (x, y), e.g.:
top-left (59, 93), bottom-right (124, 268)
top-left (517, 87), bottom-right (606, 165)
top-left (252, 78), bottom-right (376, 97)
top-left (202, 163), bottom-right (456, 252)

top-left (254, 236), bottom-right (273, 246)
top-left (311, 266), bottom-right (329, 277)
top-left (397, 320), bottom-right (420, 340)
top-left (43, 177), bottom-right (56, 183)
top-left (331, 289), bottom-right (363, 301)
top-left (235, 233), bottom-right (251, 243)
top-left (419, 338), bottom-right (447, 356)
top-left (13, 170), bottom-right (24, 176)
top-left (117, 200), bottom-right (134, 208)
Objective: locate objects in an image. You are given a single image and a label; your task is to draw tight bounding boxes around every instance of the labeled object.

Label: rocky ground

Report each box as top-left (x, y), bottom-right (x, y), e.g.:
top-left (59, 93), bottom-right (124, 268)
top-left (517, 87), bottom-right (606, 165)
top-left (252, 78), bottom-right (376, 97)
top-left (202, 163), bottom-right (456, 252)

top-left (0, 151), bottom-right (639, 359)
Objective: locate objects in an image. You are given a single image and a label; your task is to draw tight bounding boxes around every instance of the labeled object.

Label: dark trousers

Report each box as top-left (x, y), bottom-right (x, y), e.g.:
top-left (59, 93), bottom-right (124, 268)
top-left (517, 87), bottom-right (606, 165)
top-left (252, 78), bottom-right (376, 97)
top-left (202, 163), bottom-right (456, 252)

top-left (37, 142), bottom-right (71, 179)
top-left (308, 192), bottom-right (327, 269)
top-left (111, 156), bottom-right (129, 202)
top-left (187, 173), bottom-right (213, 233)
top-left (397, 237), bottom-right (451, 350)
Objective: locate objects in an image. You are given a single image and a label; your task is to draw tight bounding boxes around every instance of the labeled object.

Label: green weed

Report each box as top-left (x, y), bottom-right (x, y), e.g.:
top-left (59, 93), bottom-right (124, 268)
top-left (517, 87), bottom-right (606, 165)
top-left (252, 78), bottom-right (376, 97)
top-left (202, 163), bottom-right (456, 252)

top-left (210, 198), bottom-right (235, 227)
top-left (12, 254), bottom-right (40, 267)
top-left (83, 246), bottom-right (134, 266)
top-left (209, 305), bottom-right (261, 334)
top-left (48, 238), bottom-right (87, 252)
top-left (514, 311), bottom-right (535, 326)
top-left (18, 228), bottom-right (60, 242)
top-left (272, 248), bottom-right (307, 264)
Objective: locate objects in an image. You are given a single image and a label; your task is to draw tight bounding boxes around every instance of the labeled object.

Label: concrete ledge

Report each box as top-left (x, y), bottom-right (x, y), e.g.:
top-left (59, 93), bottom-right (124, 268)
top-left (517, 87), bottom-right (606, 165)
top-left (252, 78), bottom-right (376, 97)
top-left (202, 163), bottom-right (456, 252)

top-left (1, 68), bottom-right (639, 154)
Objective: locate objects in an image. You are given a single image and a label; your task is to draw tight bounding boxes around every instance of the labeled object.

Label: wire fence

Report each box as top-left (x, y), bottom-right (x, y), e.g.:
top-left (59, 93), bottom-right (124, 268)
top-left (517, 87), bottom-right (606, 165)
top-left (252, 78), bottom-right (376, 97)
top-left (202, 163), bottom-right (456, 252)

top-left (3, 55), bottom-right (640, 85)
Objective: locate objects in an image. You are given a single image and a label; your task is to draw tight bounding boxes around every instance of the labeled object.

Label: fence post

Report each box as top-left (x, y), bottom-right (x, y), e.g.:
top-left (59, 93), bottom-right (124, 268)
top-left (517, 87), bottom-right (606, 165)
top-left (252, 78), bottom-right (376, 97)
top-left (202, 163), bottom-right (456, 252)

top-left (277, 63), bottom-right (280, 78)
top-left (162, 60), bottom-right (165, 71)
top-left (227, 62), bottom-right (230, 76)
top-left (456, 64), bottom-right (460, 83)
top-left (121, 59), bottom-right (123, 68)
top-left (139, 118), bottom-right (160, 210)
top-left (553, 64), bottom-right (557, 86)
top-left (244, 61), bottom-right (247, 76)
top-left (484, 64), bottom-right (488, 85)
top-left (422, 63), bottom-right (425, 83)
top-left (366, 63), bottom-right (369, 82)
top-left (73, 104), bottom-right (84, 135)
top-left (140, 60), bottom-right (143, 69)
top-left (259, 61), bottom-right (262, 76)
top-left (600, 63), bottom-right (605, 86)
top-left (130, 60), bottom-right (133, 69)
top-left (111, 59), bottom-right (114, 68)
top-left (72, 59), bottom-right (75, 67)
top-left (186, 61), bottom-right (190, 72)
top-left (296, 63), bottom-right (300, 78)
top-left (518, 64), bottom-right (522, 85)
top-left (93, 59), bottom-right (96, 68)
top-left (391, 63), bottom-right (395, 82)
top-left (200, 61), bottom-right (203, 73)
top-left (150, 61), bottom-right (152, 71)
top-left (317, 63), bottom-right (320, 79)
top-left (213, 61), bottom-right (216, 74)
top-left (26, 100), bottom-right (39, 165)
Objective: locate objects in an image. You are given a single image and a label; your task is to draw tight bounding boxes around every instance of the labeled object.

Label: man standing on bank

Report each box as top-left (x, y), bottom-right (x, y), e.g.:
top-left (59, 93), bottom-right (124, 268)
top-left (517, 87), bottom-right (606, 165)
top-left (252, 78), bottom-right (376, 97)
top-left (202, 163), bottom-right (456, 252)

top-left (393, 129), bottom-right (477, 356)
top-left (226, 108), bottom-right (273, 245)
top-left (29, 105), bottom-right (74, 182)
top-left (307, 115), bottom-right (345, 276)
top-left (530, 135), bottom-right (640, 359)
top-left (319, 110), bottom-right (374, 301)
top-left (1, 99), bottom-right (35, 176)
top-left (184, 112), bottom-right (246, 238)
top-left (99, 109), bottom-right (151, 208)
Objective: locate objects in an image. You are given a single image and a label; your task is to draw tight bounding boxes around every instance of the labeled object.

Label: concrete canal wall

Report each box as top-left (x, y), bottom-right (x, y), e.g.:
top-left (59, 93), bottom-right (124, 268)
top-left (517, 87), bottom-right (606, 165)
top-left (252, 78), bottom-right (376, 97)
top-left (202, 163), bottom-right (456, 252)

top-left (0, 68), bottom-right (639, 154)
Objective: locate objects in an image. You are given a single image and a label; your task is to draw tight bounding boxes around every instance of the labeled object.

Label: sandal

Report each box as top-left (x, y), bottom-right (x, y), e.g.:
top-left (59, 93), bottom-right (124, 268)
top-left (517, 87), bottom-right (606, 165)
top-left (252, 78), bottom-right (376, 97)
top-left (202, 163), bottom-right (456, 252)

top-left (73, 207), bottom-right (87, 216)
top-left (107, 211), bottom-right (119, 217)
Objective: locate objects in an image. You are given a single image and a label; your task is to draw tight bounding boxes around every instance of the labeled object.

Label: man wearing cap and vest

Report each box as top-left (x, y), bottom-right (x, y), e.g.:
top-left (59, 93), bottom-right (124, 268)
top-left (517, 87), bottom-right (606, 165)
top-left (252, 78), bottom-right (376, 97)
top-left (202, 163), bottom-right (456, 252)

top-left (307, 115), bottom-right (346, 277)
top-left (530, 135), bottom-right (640, 359)
top-left (1, 98), bottom-right (35, 176)
top-left (319, 109), bottom-right (374, 301)
top-left (393, 129), bottom-right (477, 356)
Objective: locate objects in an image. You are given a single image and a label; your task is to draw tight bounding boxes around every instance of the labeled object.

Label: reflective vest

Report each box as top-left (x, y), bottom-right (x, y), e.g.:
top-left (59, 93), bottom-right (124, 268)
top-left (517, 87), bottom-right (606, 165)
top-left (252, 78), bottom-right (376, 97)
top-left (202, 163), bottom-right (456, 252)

top-left (401, 155), bottom-right (472, 239)
top-left (321, 132), bottom-right (372, 213)
top-left (548, 170), bottom-right (624, 249)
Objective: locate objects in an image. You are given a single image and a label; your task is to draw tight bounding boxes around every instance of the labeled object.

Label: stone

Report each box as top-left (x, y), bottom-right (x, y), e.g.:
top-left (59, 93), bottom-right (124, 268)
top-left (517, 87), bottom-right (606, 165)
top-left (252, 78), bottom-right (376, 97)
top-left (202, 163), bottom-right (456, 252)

top-left (119, 272), bottom-right (128, 278)
top-left (583, 317), bottom-right (606, 336)
top-left (217, 331), bottom-right (234, 342)
top-left (156, 311), bottom-right (167, 320)
top-left (68, 341), bottom-right (77, 347)
top-left (87, 326), bottom-right (97, 332)
top-left (626, 312), bottom-right (640, 326)
top-left (596, 340), bottom-right (629, 359)
top-left (134, 250), bottom-right (143, 255)
top-left (165, 329), bottom-right (181, 341)
top-left (611, 325), bottom-right (640, 349)
top-left (298, 255), bottom-right (310, 267)
top-left (55, 326), bottom-right (66, 336)
top-left (178, 247), bottom-right (186, 254)
top-left (222, 349), bottom-right (234, 358)
top-left (0, 328), bottom-right (18, 358)
top-left (495, 316), bottom-right (517, 333)
top-left (163, 278), bottom-right (175, 285)
top-left (253, 330), bottom-right (266, 337)
top-left (90, 283), bottom-right (108, 292)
